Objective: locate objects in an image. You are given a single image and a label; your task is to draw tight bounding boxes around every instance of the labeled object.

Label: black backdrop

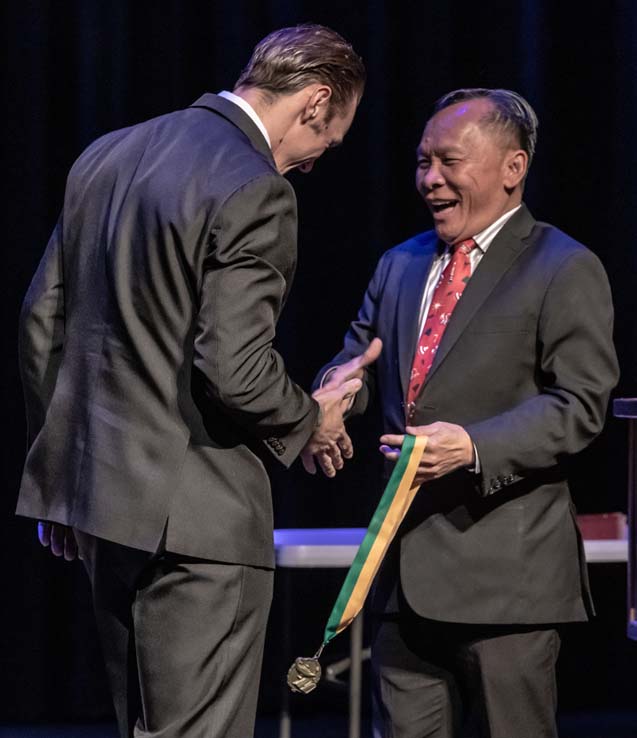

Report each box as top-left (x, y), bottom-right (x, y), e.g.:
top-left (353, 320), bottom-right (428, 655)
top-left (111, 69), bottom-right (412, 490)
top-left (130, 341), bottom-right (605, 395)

top-left (2, 0), bottom-right (637, 724)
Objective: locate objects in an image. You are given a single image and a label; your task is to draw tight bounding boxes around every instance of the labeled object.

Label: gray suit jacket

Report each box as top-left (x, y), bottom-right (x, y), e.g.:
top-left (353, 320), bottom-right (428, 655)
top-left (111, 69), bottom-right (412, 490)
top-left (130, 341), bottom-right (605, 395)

top-left (317, 205), bottom-right (619, 623)
top-left (18, 93), bottom-right (318, 567)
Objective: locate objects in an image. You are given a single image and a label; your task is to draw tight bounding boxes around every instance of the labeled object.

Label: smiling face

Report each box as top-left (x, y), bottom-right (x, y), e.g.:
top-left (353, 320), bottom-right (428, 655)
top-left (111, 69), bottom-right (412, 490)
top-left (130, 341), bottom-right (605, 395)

top-left (415, 98), bottom-right (527, 245)
top-left (274, 93), bottom-right (359, 175)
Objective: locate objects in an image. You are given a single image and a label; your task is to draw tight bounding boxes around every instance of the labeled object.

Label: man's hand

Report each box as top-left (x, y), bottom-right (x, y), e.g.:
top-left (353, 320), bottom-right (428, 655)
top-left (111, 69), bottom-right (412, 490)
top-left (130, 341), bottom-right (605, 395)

top-left (301, 378), bottom-right (363, 477)
top-left (301, 339), bottom-right (383, 477)
top-left (321, 338), bottom-right (383, 391)
top-left (379, 422), bottom-right (475, 485)
top-left (37, 521), bottom-right (80, 561)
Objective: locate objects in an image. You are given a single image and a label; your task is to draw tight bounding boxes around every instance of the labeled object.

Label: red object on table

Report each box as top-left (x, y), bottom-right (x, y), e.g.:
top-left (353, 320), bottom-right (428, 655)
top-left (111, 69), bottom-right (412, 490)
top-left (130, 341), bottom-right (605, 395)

top-left (576, 512), bottom-right (627, 540)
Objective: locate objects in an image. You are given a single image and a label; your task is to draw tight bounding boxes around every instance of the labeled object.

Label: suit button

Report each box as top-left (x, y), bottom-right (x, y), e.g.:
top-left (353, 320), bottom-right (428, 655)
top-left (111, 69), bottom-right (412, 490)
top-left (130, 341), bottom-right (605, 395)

top-left (267, 437), bottom-right (284, 453)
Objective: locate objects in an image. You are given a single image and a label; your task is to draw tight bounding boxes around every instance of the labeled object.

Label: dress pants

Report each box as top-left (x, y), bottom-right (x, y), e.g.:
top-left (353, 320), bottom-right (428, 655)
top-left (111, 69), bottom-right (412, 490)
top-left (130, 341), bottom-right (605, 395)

top-left (371, 607), bottom-right (561, 738)
top-left (75, 531), bottom-right (273, 738)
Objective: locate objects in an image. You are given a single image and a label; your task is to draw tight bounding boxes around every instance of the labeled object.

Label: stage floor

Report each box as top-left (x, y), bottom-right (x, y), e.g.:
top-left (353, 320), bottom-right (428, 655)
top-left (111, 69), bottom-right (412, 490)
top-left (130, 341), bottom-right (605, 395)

top-left (1, 712), bottom-right (637, 738)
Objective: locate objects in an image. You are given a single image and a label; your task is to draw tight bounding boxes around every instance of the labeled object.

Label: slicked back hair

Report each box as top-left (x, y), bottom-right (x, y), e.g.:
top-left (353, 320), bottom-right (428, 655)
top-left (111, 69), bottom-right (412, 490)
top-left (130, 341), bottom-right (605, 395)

top-left (433, 88), bottom-right (539, 167)
top-left (235, 24), bottom-right (366, 121)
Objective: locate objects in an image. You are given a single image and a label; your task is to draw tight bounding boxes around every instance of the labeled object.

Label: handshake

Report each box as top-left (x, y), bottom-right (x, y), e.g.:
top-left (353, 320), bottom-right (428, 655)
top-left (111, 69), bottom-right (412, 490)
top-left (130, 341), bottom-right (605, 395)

top-left (300, 338), bottom-right (382, 477)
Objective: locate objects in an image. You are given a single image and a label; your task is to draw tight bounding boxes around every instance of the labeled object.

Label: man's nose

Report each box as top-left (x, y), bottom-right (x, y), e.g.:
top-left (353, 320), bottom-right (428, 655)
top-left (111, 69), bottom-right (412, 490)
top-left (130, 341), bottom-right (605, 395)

top-left (299, 160), bottom-right (315, 174)
top-left (421, 162), bottom-right (444, 190)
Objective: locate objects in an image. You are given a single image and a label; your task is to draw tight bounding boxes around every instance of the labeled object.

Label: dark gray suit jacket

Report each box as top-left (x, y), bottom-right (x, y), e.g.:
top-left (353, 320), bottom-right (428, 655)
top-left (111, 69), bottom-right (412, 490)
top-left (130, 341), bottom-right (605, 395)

top-left (318, 205), bottom-right (619, 624)
top-left (18, 93), bottom-right (318, 567)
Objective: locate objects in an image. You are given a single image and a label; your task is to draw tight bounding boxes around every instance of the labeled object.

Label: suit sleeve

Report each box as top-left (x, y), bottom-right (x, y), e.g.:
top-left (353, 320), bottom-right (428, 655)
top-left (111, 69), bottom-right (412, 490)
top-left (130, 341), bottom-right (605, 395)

top-left (466, 249), bottom-right (619, 496)
top-left (19, 216), bottom-right (66, 448)
top-left (194, 173), bottom-right (318, 467)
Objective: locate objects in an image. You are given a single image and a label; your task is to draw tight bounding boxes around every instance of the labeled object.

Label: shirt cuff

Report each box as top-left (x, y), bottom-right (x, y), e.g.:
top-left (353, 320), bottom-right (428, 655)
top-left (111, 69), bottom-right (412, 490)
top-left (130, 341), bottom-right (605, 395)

top-left (468, 443), bottom-right (481, 474)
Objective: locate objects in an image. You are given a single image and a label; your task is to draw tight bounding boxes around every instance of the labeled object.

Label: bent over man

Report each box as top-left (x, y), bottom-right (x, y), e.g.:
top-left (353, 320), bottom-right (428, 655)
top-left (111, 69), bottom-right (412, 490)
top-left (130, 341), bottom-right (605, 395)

top-left (18, 25), bottom-right (367, 738)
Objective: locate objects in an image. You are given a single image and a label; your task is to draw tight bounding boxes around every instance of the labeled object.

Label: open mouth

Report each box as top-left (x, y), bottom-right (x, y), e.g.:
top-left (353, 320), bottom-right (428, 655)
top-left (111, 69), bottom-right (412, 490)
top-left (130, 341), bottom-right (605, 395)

top-left (429, 199), bottom-right (458, 214)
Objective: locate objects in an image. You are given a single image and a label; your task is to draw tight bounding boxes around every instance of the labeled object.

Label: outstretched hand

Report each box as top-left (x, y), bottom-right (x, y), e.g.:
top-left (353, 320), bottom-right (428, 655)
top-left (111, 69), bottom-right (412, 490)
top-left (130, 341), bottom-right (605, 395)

top-left (379, 422), bottom-right (474, 485)
top-left (301, 339), bottom-right (383, 477)
top-left (321, 338), bottom-right (383, 391)
top-left (301, 378), bottom-right (362, 477)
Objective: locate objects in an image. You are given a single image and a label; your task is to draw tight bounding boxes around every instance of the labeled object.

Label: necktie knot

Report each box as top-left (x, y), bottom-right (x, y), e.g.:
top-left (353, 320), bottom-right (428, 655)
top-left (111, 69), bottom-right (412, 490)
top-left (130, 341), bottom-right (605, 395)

top-left (454, 238), bottom-right (477, 255)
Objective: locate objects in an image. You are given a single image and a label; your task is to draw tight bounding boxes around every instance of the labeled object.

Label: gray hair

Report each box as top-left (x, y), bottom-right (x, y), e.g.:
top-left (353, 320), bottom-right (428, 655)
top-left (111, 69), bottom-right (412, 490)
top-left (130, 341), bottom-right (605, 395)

top-left (433, 88), bottom-right (539, 166)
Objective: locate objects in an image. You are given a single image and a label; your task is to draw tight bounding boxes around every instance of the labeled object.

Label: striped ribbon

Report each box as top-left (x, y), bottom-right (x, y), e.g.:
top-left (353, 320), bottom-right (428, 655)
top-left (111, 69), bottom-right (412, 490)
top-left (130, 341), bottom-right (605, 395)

top-left (322, 432), bottom-right (427, 649)
top-left (287, 434), bottom-right (428, 693)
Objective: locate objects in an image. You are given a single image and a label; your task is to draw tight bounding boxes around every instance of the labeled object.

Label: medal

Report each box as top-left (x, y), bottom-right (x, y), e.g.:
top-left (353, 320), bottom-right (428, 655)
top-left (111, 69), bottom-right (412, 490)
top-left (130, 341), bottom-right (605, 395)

top-left (286, 649), bottom-right (323, 694)
top-left (286, 434), bottom-right (427, 693)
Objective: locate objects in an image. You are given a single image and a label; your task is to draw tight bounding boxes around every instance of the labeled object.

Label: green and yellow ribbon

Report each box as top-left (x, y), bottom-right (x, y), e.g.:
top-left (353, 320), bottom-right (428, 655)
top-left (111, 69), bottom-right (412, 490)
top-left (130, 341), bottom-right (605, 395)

top-left (287, 433), bottom-right (428, 693)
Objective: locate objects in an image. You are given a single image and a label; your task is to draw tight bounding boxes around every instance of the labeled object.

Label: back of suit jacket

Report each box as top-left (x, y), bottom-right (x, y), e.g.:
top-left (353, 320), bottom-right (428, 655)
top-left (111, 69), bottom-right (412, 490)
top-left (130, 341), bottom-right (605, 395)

top-left (18, 94), bottom-right (317, 567)
top-left (317, 206), bottom-right (619, 624)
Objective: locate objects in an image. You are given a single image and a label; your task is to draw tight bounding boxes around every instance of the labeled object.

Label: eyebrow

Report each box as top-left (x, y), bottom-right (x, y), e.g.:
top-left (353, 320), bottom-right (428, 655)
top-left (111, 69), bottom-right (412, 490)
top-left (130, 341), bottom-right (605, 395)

top-left (416, 146), bottom-right (464, 157)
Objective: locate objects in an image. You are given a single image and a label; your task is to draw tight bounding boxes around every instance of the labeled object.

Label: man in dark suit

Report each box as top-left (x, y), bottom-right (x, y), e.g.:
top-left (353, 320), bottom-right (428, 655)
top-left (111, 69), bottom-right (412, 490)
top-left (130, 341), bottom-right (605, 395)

top-left (17, 25), bottom-right (369, 738)
top-left (313, 89), bottom-right (619, 737)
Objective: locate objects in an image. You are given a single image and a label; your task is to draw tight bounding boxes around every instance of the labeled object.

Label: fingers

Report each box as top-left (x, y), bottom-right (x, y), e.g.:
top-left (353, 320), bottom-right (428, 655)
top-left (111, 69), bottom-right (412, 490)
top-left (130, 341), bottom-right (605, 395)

top-left (405, 425), bottom-right (436, 437)
top-left (64, 530), bottom-right (79, 561)
top-left (42, 523), bottom-right (79, 560)
top-left (314, 378), bottom-right (361, 407)
top-left (50, 523), bottom-right (67, 557)
top-left (379, 433), bottom-right (406, 447)
top-left (338, 377), bottom-right (363, 399)
top-left (338, 432), bottom-right (354, 460)
top-left (360, 337), bottom-right (383, 367)
top-left (322, 339), bottom-right (382, 390)
top-left (379, 444), bottom-right (401, 461)
top-left (301, 434), bottom-right (353, 477)
top-left (301, 450), bottom-right (317, 475)
top-left (344, 337), bottom-right (383, 374)
top-left (317, 440), bottom-right (348, 477)
top-left (37, 521), bottom-right (51, 547)
top-left (317, 450), bottom-right (337, 478)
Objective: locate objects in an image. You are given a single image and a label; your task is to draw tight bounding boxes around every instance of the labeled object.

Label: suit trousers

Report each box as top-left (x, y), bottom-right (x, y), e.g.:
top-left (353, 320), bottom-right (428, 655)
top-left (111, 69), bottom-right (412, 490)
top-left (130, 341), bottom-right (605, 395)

top-left (371, 609), bottom-right (560, 738)
top-left (75, 531), bottom-right (273, 738)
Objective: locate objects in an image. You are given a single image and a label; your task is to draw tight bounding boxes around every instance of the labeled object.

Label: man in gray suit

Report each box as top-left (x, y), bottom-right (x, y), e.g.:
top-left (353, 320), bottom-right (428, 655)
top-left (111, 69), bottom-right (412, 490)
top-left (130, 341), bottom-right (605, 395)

top-left (313, 89), bottom-right (619, 737)
top-left (17, 25), bottom-right (370, 738)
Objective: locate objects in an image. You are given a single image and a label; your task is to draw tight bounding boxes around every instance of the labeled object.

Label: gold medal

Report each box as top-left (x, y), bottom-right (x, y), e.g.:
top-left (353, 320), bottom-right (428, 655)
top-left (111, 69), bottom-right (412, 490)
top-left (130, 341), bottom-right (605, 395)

top-left (286, 435), bottom-right (427, 695)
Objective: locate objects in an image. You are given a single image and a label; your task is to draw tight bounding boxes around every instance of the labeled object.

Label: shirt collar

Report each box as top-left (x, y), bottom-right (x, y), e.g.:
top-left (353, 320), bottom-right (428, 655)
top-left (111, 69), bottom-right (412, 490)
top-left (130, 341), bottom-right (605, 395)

top-left (217, 90), bottom-right (271, 149)
top-left (473, 205), bottom-right (522, 252)
top-left (437, 205), bottom-right (522, 257)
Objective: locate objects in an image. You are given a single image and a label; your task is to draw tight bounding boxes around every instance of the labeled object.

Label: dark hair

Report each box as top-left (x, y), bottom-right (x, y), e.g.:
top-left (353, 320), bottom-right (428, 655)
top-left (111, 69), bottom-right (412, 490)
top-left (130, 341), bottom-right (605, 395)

top-left (433, 88), bottom-right (539, 166)
top-left (235, 24), bottom-right (366, 120)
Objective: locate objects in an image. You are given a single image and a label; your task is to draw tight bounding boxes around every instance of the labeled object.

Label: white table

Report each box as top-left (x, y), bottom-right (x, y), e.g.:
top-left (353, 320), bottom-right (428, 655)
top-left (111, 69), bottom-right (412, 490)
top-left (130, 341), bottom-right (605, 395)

top-left (274, 528), bottom-right (628, 738)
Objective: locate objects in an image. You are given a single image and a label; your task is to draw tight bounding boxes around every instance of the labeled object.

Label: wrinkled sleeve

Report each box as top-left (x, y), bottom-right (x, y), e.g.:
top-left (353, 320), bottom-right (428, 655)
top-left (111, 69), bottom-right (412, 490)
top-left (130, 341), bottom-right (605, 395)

top-left (19, 216), bottom-right (66, 448)
top-left (467, 249), bottom-right (619, 496)
top-left (194, 174), bottom-right (318, 466)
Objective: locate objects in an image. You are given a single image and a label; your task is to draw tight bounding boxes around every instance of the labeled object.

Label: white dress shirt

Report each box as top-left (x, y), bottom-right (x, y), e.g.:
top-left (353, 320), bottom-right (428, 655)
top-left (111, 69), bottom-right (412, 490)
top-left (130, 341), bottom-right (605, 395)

top-left (417, 205), bottom-right (521, 334)
top-left (218, 90), bottom-right (271, 149)
top-left (414, 205), bottom-right (522, 471)
top-left (322, 207), bottom-right (522, 472)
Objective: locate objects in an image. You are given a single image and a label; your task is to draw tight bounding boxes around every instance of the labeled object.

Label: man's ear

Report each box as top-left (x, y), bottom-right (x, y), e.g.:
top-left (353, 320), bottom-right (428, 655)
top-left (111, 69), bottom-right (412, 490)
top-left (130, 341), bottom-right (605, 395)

top-left (301, 85), bottom-right (333, 123)
top-left (503, 149), bottom-right (528, 189)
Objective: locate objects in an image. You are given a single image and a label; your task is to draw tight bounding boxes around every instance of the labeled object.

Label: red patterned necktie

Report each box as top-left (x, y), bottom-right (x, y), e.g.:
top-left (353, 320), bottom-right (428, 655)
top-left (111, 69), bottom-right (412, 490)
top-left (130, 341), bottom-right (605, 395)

top-left (406, 238), bottom-right (478, 415)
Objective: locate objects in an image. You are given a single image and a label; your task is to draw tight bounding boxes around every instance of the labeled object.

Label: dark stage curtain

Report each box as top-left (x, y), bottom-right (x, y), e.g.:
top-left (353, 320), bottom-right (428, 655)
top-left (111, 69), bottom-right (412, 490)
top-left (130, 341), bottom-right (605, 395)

top-left (3, 0), bottom-right (637, 722)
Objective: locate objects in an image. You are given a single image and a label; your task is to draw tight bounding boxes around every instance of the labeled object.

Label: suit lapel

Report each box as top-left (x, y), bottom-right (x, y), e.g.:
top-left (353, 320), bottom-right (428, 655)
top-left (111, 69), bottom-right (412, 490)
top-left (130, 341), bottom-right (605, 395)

top-left (423, 205), bottom-right (536, 388)
top-left (397, 236), bottom-right (438, 399)
top-left (188, 93), bottom-right (275, 166)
